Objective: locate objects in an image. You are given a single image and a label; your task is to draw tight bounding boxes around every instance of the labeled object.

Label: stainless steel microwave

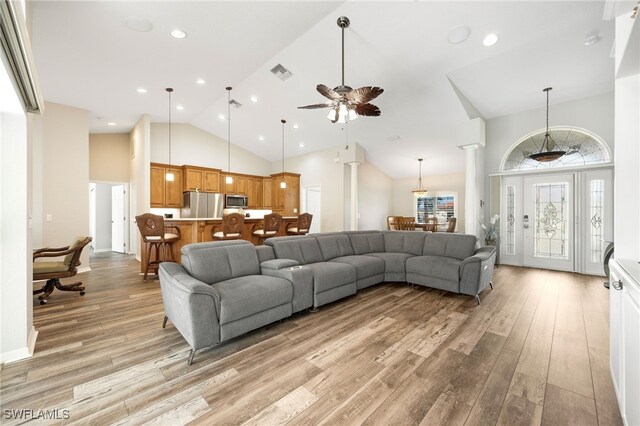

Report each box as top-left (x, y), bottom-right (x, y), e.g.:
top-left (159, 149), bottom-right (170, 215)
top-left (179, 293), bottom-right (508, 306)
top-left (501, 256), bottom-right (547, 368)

top-left (225, 194), bottom-right (248, 208)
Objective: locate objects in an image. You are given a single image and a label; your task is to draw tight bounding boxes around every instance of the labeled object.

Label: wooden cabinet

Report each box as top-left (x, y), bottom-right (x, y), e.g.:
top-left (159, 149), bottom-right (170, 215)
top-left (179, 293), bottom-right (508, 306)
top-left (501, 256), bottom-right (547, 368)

top-left (271, 173), bottom-right (300, 216)
top-left (254, 178), bottom-right (263, 208)
top-left (223, 174), bottom-right (236, 194)
top-left (183, 166), bottom-right (220, 193)
top-left (150, 163), bottom-right (183, 208)
top-left (263, 178), bottom-right (273, 209)
top-left (236, 176), bottom-right (249, 195)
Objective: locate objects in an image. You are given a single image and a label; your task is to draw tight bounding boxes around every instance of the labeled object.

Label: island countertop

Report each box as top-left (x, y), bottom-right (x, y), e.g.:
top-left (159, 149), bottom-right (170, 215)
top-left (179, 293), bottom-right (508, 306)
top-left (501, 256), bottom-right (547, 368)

top-left (140, 216), bottom-right (301, 272)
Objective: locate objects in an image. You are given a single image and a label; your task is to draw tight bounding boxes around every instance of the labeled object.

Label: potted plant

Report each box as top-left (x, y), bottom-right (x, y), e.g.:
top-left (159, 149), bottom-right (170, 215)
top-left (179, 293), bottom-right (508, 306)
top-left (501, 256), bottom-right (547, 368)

top-left (480, 214), bottom-right (500, 246)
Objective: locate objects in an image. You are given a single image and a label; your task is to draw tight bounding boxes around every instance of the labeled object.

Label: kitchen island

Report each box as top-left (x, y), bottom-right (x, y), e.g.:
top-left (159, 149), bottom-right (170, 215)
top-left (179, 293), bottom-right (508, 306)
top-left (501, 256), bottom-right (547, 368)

top-left (140, 216), bottom-right (300, 272)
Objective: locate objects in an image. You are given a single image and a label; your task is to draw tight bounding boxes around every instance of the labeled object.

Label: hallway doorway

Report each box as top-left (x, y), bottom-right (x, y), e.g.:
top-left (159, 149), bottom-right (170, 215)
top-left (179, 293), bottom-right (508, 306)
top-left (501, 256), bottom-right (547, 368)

top-left (89, 182), bottom-right (129, 253)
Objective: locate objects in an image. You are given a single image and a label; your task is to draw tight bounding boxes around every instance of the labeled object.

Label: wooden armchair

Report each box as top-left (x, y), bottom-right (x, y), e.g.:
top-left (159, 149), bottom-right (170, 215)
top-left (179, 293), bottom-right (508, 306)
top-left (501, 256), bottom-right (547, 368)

top-left (212, 213), bottom-right (245, 240)
top-left (446, 217), bottom-right (457, 233)
top-left (387, 216), bottom-right (402, 230)
top-left (33, 236), bottom-right (92, 305)
top-left (252, 213), bottom-right (282, 244)
top-left (286, 213), bottom-right (313, 236)
top-left (424, 217), bottom-right (438, 232)
top-left (397, 216), bottom-right (416, 231)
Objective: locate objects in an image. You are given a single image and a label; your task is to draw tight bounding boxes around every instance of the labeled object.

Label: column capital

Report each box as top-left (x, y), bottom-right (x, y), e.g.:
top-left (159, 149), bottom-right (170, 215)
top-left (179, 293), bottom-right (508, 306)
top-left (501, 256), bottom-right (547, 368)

top-left (458, 143), bottom-right (480, 151)
top-left (347, 161), bottom-right (361, 166)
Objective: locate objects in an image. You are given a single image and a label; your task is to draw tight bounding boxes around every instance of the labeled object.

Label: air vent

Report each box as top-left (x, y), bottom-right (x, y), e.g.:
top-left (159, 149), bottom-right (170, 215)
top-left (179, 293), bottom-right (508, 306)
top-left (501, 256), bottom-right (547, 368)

top-left (271, 64), bottom-right (293, 81)
top-left (386, 135), bottom-right (402, 142)
top-left (229, 99), bottom-right (242, 108)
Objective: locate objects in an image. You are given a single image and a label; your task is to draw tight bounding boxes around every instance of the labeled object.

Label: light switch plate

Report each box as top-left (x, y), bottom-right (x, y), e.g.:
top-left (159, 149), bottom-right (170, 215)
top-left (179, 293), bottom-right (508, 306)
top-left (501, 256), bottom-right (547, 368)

top-left (46, 214), bottom-right (53, 222)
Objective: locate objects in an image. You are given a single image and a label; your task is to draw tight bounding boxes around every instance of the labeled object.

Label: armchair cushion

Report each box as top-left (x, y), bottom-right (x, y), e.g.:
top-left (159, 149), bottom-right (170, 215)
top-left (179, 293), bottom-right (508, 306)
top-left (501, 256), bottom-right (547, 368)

top-left (34, 261), bottom-right (69, 274)
top-left (64, 236), bottom-right (87, 265)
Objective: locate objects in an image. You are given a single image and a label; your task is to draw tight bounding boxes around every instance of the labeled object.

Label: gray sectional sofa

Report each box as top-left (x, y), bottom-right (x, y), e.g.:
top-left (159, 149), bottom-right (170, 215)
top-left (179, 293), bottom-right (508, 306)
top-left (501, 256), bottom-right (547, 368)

top-left (159, 230), bottom-right (496, 364)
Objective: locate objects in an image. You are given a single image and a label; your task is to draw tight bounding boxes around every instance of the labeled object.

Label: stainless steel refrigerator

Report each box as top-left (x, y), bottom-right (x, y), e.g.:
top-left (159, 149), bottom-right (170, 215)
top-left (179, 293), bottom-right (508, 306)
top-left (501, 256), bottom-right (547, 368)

top-left (181, 192), bottom-right (224, 218)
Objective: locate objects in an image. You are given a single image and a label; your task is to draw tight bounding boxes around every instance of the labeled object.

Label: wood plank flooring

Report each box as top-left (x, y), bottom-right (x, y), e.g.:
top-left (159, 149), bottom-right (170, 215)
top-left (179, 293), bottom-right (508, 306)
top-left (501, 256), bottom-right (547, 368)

top-left (0, 252), bottom-right (622, 425)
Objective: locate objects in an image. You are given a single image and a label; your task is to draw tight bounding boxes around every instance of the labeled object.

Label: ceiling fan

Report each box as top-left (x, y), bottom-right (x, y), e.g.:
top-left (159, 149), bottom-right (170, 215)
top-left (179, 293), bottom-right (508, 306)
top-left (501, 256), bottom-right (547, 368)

top-left (298, 16), bottom-right (383, 124)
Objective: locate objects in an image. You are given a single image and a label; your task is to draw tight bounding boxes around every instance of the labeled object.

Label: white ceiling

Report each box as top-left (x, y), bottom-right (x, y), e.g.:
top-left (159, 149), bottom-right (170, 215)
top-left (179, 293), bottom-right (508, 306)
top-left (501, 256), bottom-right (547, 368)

top-left (30, 1), bottom-right (615, 179)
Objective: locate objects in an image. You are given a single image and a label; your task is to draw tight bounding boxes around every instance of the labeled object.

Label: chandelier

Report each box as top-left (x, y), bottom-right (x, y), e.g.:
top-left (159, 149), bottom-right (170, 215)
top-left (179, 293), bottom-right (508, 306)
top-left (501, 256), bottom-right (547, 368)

top-left (412, 158), bottom-right (428, 198)
top-left (529, 87), bottom-right (566, 162)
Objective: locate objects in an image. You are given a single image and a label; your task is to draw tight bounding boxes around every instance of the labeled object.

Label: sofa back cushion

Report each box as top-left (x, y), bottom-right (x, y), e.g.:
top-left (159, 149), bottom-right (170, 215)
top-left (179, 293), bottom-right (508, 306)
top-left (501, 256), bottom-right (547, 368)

top-left (423, 233), bottom-right (477, 260)
top-left (266, 236), bottom-right (323, 265)
top-left (181, 240), bottom-right (260, 284)
top-left (314, 233), bottom-right (354, 261)
top-left (382, 231), bottom-right (426, 256)
top-left (346, 231), bottom-right (385, 255)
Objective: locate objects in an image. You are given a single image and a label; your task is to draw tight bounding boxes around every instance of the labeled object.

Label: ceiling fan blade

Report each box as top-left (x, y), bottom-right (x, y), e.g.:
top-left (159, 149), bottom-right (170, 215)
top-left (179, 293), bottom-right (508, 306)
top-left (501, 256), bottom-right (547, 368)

top-left (346, 86), bottom-right (384, 104)
top-left (298, 102), bottom-right (334, 109)
top-left (355, 103), bottom-right (381, 117)
top-left (316, 84), bottom-right (342, 100)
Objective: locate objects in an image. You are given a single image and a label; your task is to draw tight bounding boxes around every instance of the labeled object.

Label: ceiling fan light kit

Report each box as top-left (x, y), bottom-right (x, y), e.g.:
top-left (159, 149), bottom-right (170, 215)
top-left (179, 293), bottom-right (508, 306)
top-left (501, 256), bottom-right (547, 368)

top-left (299, 16), bottom-right (383, 124)
top-left (412, 158), bottom-right (428, 198)
top-left (165, 87), bottom-right (175, 182)
top-left (528, 87), bottom-right (566, 163)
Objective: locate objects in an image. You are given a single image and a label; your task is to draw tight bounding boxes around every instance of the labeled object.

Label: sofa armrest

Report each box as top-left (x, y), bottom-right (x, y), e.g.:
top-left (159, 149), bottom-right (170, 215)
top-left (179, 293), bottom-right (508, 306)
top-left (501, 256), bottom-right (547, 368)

top-left (261, 259), bottom-right (299, 271)
top-left (459, 246), bottom-right (496, 297)
top-left (261, 263), bottom-right (313, 313)
top-left (158, 262), bottom-right (221, 351)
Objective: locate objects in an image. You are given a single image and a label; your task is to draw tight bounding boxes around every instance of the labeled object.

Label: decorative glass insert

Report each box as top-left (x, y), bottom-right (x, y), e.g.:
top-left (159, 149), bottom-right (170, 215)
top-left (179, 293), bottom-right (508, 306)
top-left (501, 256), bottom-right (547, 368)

top-left (502, 129), bottom-right (610, 172)
top-left (416, 195), bottom-right (456, 224)
top-left (506, 185), bottom-right (516, 255)
top-left (590, 179), bottom-right (604, 263)
top-left (534, 183), bottom-right (568, 259)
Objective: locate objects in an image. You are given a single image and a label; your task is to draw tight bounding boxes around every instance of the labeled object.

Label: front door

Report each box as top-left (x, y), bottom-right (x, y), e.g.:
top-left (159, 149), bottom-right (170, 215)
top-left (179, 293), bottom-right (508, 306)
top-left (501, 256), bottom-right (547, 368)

top-left (523, 174), bottom-right (574, 271)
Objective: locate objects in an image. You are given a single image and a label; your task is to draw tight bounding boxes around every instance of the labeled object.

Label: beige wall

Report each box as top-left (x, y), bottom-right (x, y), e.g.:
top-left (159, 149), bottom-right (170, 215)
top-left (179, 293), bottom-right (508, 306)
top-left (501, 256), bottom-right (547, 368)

top-left (41, 102), bottom-right (90, 267)
top-left (392, 172), bottom-right (466, 233)
top-left (357, 161), bottom-right (393, 231)
top-left (89, 133), bottom-right (130, 182)
top-left (150, 123), bottom-right (271, 176)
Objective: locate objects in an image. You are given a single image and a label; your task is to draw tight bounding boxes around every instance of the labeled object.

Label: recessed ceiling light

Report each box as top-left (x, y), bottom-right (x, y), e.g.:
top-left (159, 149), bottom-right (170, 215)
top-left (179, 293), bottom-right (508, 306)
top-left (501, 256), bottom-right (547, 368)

top-left (483, 33), bottom-right (499, 47)
top-left (107, 122), bottom-right (117, 126)
top-left (298, 142), bottom-right (305, 148)
top-left (250, 95), bottom-right (258, 103)
top-left (137, 88), bottom-right (148, 94)
top-left (123, 16), bottom-right (153, 32)
top-left (584, 33), bottom-right (601, 46)
top-left (171, 29), bottom-right (187, 39)
top-left (447, 26), bottom-right (471, 44)
top-left (218, 113), bottom-right (226, 120)
top-left (258, 135), bottom-right (265, 141)
top-left (196, 79), bottom-right (206, 85)
top-left (293, 123), bottom-right (300, 129)
top-left (176, 105), bottom-right (184, 111)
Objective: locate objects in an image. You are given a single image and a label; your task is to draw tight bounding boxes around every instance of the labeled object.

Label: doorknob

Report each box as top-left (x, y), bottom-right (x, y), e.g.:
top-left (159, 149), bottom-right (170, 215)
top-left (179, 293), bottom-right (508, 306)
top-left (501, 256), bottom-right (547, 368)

top-left (523, 224), bottom-right (529, 229)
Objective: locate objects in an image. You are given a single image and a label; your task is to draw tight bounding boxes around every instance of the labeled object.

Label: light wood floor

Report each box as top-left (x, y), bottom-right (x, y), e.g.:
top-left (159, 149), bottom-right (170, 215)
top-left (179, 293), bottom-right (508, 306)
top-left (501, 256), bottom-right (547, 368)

top-left (1, 252), bottom-right (622, 425)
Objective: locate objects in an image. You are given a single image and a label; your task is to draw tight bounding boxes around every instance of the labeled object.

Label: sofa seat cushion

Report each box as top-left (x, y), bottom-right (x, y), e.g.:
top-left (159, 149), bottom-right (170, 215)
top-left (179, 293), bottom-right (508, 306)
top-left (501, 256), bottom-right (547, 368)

top-left (212, 275), bottom-right (293, 325)
top-left (306, 262), bottom-right (356, 293)
top-left (406, 255), bottom-right (461, 282)
top-left (366, 252), bottom-right (414, 274)
top-left (330, 255), bottom-right (384, 279)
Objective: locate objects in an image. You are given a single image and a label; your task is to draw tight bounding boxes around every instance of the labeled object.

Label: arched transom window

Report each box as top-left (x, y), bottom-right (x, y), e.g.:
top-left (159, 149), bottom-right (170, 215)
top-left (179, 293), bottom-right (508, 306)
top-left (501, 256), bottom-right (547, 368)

top-left (501, 127), bottom-right (611, 172)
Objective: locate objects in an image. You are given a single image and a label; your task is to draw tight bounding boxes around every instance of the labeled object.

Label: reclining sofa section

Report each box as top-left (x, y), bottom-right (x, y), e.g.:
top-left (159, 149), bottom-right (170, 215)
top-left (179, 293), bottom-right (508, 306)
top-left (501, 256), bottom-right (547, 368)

top-left (159, 231), bottom-right (495, 364)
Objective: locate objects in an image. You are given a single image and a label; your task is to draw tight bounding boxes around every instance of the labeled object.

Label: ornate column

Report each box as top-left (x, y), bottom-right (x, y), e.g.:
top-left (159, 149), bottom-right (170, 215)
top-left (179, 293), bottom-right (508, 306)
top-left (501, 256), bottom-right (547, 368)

top-left (349, 162), bottom-right (359, 231)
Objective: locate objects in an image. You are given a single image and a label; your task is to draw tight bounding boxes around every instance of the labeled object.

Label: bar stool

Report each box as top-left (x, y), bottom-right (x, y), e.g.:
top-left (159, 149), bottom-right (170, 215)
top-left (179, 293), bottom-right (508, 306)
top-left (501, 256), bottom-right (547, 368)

top-left (135, 213), bottom-right (180, 280)
top-left (252, 213), bottom-right (282, 244)
top-left (286, 213), bottom-right (313, 236)
top-left (212, 213), bottom-right (245, 240)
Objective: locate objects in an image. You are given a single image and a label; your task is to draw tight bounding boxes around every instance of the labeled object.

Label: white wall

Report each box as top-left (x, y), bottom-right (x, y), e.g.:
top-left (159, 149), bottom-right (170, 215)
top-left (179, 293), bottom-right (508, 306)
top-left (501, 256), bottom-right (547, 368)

top-left (392, 172), bottom-right (466, 233)
top-left (485, 91), bottom-right (614, 175)
top-left (129, 115), bottom-right (150, 259)
top-left (89, 133), bottom-right (130, 182)
top-left (94, 184), bottom-right (112, 251)
top-left (358, 161), bottom-right (393, 231)
top-left (41, 102), bottom-right (90, 268)
top-left (273, 146), bottom-right (345, 232)
top-left (150, 123), bottom-right (271, 176)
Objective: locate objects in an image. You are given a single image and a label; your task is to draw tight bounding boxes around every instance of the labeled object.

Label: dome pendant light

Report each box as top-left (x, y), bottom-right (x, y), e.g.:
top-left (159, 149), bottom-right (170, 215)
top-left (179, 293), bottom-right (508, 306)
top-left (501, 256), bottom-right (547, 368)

top-left (412, 158), bottom-right (428, 198)
top-left (225, 86), bottom-right (234, 185)
top-left (165, 88), bottom-right (175, 182)
top-left (529, 87), bottom-right (566, 162)
top-left (280, 119), bottom-right (287, 189)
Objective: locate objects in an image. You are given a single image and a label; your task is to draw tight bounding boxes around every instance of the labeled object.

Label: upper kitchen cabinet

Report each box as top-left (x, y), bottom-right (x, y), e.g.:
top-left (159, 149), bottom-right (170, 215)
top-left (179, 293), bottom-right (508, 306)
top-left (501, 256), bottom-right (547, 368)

top-left (183, 165), bottom-right (220, 193)
top-left (151, 162), bottom-right (183, 208)
top-left (262, 178), bottom-right (273, 209)
top-left (236, 176), bottom-right (249, 195)
top-left (223, 174), bottom-right (236, 194)
top-left (271, 172), bottom-right (300, 216)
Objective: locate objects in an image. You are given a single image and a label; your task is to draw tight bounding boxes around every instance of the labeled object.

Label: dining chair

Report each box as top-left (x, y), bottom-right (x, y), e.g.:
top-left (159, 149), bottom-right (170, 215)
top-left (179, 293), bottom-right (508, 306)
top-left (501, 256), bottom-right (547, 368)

top-left (397, 216), bottom-right (416, 231)
top-left (424, 217), bottom-right (438, 232)
top-left (387, 216), bottom-right (401, 230)
top-left (446, 217), bottom-right (457, 233)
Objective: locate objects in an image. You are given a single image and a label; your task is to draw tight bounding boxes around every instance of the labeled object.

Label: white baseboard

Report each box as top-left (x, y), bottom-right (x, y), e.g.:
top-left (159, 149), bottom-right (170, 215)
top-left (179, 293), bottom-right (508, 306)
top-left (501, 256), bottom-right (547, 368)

top-left (0, 326), bottom-right (38, 364)
top-left (92, 248), bottom-right (112, 253)
top-left (78, 266), bottom-right (91, 274)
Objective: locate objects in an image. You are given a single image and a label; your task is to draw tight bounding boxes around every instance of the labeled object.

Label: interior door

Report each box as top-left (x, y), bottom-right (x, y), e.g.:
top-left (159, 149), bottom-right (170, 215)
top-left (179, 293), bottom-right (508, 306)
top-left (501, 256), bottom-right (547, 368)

top-left (305, 186), bottom-right (321, 234)
top-left (523, 174), bottom-right (574, 271)
top-left (111, 185), bottom-right (125, 253)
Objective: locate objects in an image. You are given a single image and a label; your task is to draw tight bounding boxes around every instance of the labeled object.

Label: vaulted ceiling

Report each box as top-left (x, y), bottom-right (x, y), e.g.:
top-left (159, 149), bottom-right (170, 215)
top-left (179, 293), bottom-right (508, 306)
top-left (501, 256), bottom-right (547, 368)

top-left (31, 1), bottom-right (615, 178)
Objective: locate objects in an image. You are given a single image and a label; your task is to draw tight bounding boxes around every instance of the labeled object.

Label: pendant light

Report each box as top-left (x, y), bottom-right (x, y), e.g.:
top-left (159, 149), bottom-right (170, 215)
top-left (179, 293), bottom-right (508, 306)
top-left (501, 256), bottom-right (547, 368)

top-left (529, 87), bottom-right (566, 162)
top-left (225, 86), bottom-right (234, 185)
top-left (165, 88), bottom-right (175, 182)
top-left (280, 119), bottom-right (287, 189)
top-left (412, 158), bottom-right (428, 198)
